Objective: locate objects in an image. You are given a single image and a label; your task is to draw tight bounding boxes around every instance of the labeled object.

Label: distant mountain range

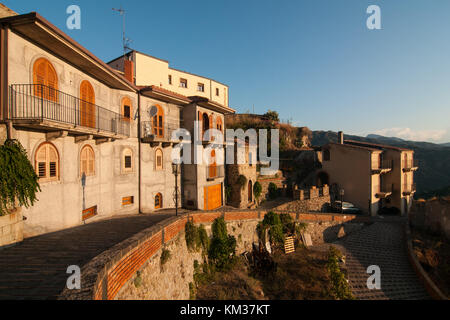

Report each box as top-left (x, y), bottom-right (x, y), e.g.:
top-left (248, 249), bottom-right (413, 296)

top-left (311, 131), bottom-right (450, 199)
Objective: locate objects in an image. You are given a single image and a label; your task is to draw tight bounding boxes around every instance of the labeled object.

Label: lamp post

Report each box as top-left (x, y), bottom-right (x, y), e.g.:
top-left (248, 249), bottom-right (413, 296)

top-left (172, 163), bottom-right (180, 216)
top-left (340, 189), bottom-right (345, 214)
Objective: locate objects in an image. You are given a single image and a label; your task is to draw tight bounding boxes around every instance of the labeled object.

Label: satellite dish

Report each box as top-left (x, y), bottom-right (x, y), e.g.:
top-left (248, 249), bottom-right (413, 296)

top-left (148, 106), bottom-right (158, 118)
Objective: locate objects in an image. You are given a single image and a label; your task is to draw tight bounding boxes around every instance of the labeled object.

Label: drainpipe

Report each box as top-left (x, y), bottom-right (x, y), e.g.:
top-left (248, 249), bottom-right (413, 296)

top-left (138, 92), bottom-right (142, 214)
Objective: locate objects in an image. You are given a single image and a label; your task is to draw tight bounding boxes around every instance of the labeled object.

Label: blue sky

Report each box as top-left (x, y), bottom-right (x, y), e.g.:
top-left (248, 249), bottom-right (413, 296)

top-left (4, 0), bottom-right (450, 143)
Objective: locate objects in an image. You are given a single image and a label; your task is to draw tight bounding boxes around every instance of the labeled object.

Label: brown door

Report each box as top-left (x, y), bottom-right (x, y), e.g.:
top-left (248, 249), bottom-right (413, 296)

top-left (204, 184), bottom-right (222, 210)
top-left (248, 180), bottom-right (253, 203)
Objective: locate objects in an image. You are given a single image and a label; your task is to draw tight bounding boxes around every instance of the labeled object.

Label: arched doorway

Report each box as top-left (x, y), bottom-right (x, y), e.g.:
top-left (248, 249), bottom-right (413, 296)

top-left (248, 180), bottom-right (253, 203)
top-left (316, 171), bottom-right (329, 187)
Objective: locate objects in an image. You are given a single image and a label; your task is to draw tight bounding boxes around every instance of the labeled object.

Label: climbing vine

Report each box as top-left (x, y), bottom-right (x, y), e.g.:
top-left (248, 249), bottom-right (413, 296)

top-left (0, 140), bottom-right (41, 216)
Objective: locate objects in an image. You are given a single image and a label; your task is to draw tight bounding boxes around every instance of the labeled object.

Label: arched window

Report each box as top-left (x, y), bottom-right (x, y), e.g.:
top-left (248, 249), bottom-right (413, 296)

top-left (323, 149), bottom-right (331, 161)
top-left (122, 97), bottom-right (132, 121)
top-left (35, 142), bottom-right (59, 182)
top-left (80, 145), bottom-right (95, 177)
top-left (80, 80), bottom-right (96, 128)
top-left (216, 117), bottom-right (223, 133)
top-left (33, 58), bottom-right (58, 102)
top-left (152, 105), bottom-right (164, 138)
top-left (155, 193), bottom-right (163, 209)
top-left (155, 148), bottom-right (163, 171)
top-left (122, 148), bottom-right (133, 173)
top-left (202, 113), bottom-right (210, 141)
top-left (208, 150), bottom-right (217, 179)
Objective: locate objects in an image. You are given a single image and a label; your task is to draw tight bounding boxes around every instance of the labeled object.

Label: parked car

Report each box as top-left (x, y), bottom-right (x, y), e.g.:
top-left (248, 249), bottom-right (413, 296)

top-left (331, 201), bottom-right (362, 214)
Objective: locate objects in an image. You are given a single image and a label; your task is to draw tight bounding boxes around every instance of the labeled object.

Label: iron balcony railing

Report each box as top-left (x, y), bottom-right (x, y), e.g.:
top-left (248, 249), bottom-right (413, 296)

top-left (403, 183), bottom-right (417, 194)
top-left (141, 120), bottom-right (182, 142)
top-left (372, 159), bottom-right (393, 171)
top-left (8, 84), bottom-right (130, 136)
top-left (207, 165), bottom-right (225, 180)
top-left (403, 160), bottom-right (419, 171)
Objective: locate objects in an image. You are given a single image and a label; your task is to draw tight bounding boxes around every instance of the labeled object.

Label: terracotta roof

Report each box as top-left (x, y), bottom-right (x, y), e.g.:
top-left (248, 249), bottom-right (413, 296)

top-left (139, 85), bottom-right (191, 103)
top-left (345, 140), bottom-right (412, 152)
top-left (0, 12), bottom-right (137, 92)
top-left (326, 142), bottom-right (381, 152)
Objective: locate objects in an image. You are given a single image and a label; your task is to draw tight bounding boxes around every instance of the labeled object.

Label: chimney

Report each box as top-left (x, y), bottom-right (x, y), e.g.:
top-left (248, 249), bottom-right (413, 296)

top-left (123, 59), bottom-right (134, 84)
top-left (338, 131), bottom-right (344, 144)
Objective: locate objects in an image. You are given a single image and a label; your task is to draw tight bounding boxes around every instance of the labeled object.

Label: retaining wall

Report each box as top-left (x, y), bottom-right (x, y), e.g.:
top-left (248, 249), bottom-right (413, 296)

top-left (59, 211), bottom-right (364, 300)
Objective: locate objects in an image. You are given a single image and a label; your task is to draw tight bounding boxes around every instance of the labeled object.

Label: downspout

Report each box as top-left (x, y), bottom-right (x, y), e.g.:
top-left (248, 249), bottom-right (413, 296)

top-left (138, 92), bottom-right (142, 214)
top-left (1, 25), bottom-right (12, 140)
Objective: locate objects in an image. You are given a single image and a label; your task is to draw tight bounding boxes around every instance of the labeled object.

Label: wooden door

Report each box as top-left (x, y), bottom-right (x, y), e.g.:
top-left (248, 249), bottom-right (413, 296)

top-left (204, 184), bottom-right (222, 210)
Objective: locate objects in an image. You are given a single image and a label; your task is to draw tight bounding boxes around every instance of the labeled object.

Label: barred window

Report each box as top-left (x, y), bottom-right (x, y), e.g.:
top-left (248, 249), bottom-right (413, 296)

top-left (156, 149), bottom-right (163, 171)
top-left (122, 148), bottom-right (133, 173)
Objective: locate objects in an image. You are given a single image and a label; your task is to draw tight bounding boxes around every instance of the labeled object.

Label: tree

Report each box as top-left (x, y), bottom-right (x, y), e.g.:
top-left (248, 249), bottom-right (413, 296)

top-left (0, 140), bottom-right (41, 216)
top-left (253, 182), bottom-right (262, 203)
top-left (264, 110), bottom-right (280, 123)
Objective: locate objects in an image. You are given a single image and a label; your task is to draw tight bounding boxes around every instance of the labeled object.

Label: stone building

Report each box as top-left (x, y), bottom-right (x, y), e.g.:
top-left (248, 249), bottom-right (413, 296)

top-left (226, 139), bottom-right (258, 209)
top-left (0, 8), bottom-right (235, 237)
top-left (320, 132), bottom-right (418, 216)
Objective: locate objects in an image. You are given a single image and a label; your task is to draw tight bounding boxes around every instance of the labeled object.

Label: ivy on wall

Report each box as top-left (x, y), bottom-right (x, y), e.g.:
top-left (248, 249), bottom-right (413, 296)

top-left (0, 140), bottom-right (41, 216)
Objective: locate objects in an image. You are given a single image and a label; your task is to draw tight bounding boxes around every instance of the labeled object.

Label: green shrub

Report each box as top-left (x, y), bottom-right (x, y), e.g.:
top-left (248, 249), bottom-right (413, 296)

top-left (237, 175), bottom-right (248, 190)
top-left (253, 182), bottom-right (262, 200)
top-left (208, 217), bottom-right (237, 271)
top-left (327, 247), bottom-right (354, 300)
top-left (0, 140), bottom-right (41, 216)
top-left (198, 224), bottom-right (210, 253)
top-left (160, 249), bottom-right (171, 267)
top-left (259, 211), bottom-right (285, 246)
top-left (134, 271), bottom-right (143, 288)
top-left (185, 220), bottom-right (199, 252)
top-left (268, 183), bottom-right (279, 200)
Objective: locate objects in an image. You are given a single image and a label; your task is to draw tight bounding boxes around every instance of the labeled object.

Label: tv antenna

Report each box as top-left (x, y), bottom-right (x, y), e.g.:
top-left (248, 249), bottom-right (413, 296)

top-left (112, 6), bottom-right (132, 57)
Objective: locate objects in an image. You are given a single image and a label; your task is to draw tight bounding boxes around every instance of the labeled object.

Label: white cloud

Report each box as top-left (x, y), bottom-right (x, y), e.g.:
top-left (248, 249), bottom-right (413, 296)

top-left (374, 127), bottom-right (448, 142)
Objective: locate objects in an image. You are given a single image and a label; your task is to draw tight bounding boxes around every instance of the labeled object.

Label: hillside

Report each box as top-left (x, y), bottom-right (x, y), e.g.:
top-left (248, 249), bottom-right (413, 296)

top-left (312, 131), bottom-right (450, 199)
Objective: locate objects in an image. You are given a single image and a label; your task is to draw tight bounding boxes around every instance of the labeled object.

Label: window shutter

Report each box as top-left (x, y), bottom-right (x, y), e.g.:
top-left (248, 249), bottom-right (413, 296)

top-left (88, 149), bottom-right (95, 174)
top-left (48, 146), bottom-right (58, 178)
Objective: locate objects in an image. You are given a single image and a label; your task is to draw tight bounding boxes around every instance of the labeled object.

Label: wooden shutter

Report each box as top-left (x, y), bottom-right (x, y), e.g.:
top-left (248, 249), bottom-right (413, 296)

top-left (81, 146), bottom-right (95, 176)
top-left (80, 81), bottom-right (95, 128)
top-left (33, 58), bottom-right (58, 102)
top-left (35, 143), bottom-right (59, 182)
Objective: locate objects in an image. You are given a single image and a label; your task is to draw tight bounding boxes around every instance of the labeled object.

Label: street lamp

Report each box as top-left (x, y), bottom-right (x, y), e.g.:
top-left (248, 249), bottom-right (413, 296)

top-left (172, 163), bottom-right (181, 216)
top-left (340, 189), bottom-right (345, 214)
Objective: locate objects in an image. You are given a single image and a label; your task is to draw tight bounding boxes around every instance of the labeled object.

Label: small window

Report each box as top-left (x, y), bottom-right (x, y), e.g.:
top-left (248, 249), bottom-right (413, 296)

top-left (155, 193), bottom-right (163, 209)
top-left (35, 142), bottom-right (59, 182)
top-left (122, 196), bottom-right (134, 206)
top-left (197, 83), bottom-right (205, 92)
top-left (80, 145), bottom-right (95, 177)
top-left (122, 148), bottom-right (133, 173)
top-left (155, 148), bottom-right (163, 170)
top-left (216, 88), bottom-right (220, 96)
top-left (323, 149), bottom-right (331, 161)
top-left (180, 78), bottom-right (188, 88)
top-left (168, 75), bottom-right (172, 85)
top-left (122, 97), bottom-right (132, 121)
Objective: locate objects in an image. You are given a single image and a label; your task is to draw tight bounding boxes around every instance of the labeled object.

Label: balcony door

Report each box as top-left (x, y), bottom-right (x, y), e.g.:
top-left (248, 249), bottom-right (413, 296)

top-left (33, 58), bottom-right (58, 102)
top-left (80, 81), bottom-right (96, 128)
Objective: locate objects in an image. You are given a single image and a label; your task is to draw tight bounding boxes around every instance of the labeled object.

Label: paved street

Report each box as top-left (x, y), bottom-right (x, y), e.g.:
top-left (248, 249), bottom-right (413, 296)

top-left (334, 220), bottom-right (430, 300)
top-left (0, 213), bottom-right (174, 300)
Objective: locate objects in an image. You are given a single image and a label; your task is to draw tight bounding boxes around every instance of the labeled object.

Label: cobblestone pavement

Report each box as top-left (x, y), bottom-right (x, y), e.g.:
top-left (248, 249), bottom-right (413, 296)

top-left (333, 220), bottom-right (430, 300)
top-left (0, 213), bottom-right (174, 300)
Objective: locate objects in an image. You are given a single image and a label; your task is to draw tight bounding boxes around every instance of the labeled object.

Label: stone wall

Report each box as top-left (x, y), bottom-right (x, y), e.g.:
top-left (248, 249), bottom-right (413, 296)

top-left (410, 198), bottom-right (450, 239)
top-left (257, 171), bottom-right (287, 200)
top-left (0, 208), bottom-right (23, 248)
top-left (59, 211), bottom-right (366, 300)
top-left (275, 186), bottom-right (331, 213)
top-left (0, 124), bottom-right (6, 145)
top-left (226, 164), bottom-right (258, 209)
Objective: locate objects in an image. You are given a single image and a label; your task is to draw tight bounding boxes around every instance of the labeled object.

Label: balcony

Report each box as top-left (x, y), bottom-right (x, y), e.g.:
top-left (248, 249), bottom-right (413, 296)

top-left (375, 184), bottom-right (393, 199)
top-left (206, 165), bottom-right (225, 181)
top-left (403, 160), bottom-right (419, 172)
top-left (141, 120), bottom-right (182, 147)
top-left (8, 84), bottom-right (129, 139)
top-left (403, 183), bottom-right (417, 196)
top-left (372, 159), bottom-right (393, 175)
